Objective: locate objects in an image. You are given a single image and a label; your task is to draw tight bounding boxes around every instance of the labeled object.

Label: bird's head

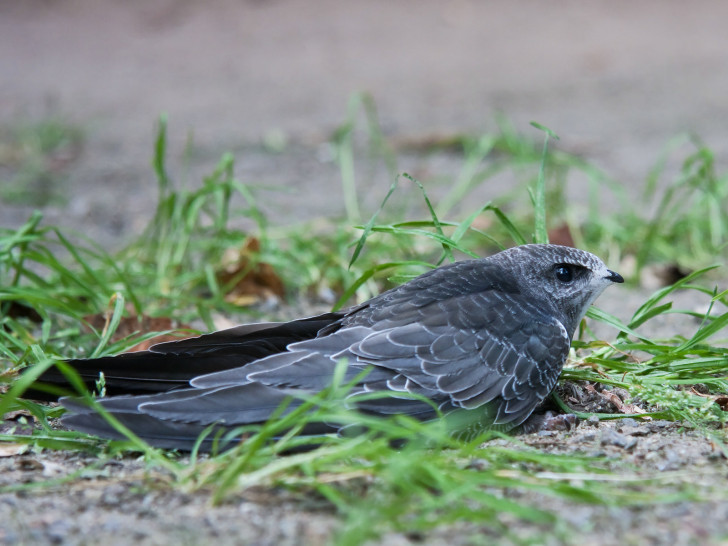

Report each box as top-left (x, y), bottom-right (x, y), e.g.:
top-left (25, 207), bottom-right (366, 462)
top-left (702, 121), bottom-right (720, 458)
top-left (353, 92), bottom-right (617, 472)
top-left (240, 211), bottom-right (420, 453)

top-left (494, 244), bottom-right (623, 337)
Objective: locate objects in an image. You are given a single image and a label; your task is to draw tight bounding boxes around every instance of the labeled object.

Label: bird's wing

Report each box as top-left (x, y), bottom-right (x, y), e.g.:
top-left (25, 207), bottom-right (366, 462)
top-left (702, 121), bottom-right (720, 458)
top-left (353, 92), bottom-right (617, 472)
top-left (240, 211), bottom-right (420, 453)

top-left (186, 289), bottom-right (571, 427)
top-left (186, 259), bottom-right (510, 392)
top-left (350, 290), bottom-right (571, 426)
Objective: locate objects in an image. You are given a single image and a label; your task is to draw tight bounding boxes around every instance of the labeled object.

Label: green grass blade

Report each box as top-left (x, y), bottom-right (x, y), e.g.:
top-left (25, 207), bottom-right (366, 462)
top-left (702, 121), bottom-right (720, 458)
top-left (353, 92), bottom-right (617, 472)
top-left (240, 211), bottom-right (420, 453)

top-left (530, 122), bottom-right (559, 244)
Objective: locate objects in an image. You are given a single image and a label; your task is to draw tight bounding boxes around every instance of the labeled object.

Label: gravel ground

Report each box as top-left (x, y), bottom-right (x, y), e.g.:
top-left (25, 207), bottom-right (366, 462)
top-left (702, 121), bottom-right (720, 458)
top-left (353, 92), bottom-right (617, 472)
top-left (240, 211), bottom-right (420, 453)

top-left (2, 1), bottom-right (728, 544)
top-left (2, 415), bottom-right (727, 546)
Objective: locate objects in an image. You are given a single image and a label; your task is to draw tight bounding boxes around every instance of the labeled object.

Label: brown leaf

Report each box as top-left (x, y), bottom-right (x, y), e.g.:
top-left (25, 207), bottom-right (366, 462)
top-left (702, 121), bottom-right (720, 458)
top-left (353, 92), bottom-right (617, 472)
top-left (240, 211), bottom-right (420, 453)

top-left (470, 215), bottom-right (493, 233)
top-left (597, 388), bottom-right (648, 416)
top-left (714, 396), bottom-right (728, 411)
top-left (0, 443), bottom-right (28, 457)
top-left (84, 303), bottom-right (191, 351)
top-left (217, 237), bottom-right (285, 307)
top-left (3, 410), bottom-right (35, 423)
top-left (547, 224), bottom-right (574, 248)
top-left (690, 389), bottom-right (728, 411)
top-left (125, 330), bottom-right (194, 353)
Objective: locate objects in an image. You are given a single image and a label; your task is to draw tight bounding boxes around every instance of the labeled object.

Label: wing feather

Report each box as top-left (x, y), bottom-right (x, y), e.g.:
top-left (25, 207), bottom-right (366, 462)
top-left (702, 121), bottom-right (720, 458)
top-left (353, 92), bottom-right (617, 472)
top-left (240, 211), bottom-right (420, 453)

top-left (347, 291), bottom-right (570, 426)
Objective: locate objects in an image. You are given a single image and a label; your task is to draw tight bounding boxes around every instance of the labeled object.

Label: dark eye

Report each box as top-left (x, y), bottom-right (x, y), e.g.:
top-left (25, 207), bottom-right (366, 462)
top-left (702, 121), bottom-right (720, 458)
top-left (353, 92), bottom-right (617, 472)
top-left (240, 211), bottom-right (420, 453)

top-left (554, 265), bottom-right (573, 283)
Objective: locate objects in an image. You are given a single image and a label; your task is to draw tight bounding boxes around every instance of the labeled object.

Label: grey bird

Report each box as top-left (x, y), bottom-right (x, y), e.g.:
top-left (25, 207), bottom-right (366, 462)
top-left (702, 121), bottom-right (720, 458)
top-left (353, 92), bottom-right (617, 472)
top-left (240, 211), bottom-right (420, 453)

top-left (36, 244), bottom-right (623, 450)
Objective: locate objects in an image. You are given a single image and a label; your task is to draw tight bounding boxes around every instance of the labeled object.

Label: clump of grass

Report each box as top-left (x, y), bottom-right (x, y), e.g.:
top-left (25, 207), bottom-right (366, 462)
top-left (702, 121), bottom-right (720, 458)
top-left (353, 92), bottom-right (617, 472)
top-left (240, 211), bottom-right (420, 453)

top-left (565, 268), bottom-right (728, 428)
top-left (582, 135), bottom-right (728, 274)
top-left (1, 108), bottom-right (727, 543)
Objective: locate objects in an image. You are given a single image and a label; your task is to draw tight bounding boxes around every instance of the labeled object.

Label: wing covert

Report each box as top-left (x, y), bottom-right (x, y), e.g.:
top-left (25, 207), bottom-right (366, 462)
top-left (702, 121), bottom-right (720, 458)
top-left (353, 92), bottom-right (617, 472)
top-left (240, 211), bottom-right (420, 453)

top-left (348, 290), bottom-right (571, 426)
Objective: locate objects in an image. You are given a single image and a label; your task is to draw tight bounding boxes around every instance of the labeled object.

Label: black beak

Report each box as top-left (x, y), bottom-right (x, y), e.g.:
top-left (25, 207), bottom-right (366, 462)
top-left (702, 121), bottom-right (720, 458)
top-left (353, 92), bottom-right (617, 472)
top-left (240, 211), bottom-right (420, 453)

top-left (606, 270), bottom-right (624, 283)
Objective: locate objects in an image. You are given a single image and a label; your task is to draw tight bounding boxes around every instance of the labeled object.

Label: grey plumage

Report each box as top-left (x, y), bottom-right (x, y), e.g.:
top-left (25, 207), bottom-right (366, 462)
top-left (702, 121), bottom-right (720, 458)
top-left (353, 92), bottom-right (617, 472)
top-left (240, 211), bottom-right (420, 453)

top-left (42, 244), bottom-right (623, 450)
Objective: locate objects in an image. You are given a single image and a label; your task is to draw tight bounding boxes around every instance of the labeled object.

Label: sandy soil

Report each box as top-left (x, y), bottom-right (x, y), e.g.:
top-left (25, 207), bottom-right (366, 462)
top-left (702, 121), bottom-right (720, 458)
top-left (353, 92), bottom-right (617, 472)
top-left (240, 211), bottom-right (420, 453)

top-left (2, 1), bottom-right (728, 544)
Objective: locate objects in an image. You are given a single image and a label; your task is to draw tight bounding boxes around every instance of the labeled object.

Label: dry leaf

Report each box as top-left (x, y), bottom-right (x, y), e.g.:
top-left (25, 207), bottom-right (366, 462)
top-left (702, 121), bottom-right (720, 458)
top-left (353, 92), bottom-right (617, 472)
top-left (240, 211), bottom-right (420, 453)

top-left (217, 237), bottom-right (285, 307)
top-left (547, 224), bottom-right (574, 248)
top-left (0, 443), bottom-right (28, 457)
top-left (3, 409), bottom-right (35, 423)
top-left (126, 330), bottom-right (194, 353)
top-left (714, 396), bottom-right (728, 411)
top-left (690, 389), bottom-right (728, 411)
top-left (470, 215), bottom-right (493, 233)
top-left (84, 304), bottom-right (191, 352)
top-left (597, 388), bottom-right (648, 416)
top-left (582, 383), bottom-right (650, 418)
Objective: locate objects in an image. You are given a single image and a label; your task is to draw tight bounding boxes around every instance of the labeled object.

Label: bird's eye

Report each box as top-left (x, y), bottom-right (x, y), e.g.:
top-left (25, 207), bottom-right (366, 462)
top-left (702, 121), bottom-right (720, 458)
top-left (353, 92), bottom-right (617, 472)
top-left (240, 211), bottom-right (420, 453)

top-left (554, 265), bottom-right (573, 283)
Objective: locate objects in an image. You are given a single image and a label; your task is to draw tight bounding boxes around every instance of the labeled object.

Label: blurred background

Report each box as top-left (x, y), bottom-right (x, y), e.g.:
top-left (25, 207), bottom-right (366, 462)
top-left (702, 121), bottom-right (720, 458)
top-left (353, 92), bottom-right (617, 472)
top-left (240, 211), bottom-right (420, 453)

top-left (1, 0), bottom-right (727, 247)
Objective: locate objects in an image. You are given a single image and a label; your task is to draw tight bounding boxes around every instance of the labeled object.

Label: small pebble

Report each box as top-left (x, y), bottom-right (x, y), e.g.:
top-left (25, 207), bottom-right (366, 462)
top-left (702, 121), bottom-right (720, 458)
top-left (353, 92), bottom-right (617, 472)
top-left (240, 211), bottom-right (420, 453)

top-left (613, 388), bottom-right (631, 401)
top-left (46, 520), bottom-right (72, 545)
top-left (466, 458), bottom-right (490, 471)
top-left (625, 425), bottom-right (652, 437)
top-left (16, 458), bottom-right (44, 472)
top-left (601, 429), bottom-right (638, 450)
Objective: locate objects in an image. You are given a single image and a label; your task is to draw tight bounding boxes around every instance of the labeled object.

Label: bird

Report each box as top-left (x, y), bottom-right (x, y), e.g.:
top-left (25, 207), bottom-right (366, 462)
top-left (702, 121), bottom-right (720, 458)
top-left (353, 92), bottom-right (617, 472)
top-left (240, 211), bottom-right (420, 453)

top-left (33, 244), bottom-right (623, 450)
